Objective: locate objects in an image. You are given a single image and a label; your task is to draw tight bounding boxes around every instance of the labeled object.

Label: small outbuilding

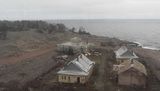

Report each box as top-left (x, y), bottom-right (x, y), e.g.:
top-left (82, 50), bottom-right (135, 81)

top-left (57, 42), bottom-right (79, 54)
top-left (70, 37), bottom-right (82, 43)
top-left (114, 46), bottom-right (138, 64)
top-left (57, 54), bottom-right (95, 84)
top-left (57, 37), bottom-right (94, 54)
top-left (117, 59), bottom-right (147, 87)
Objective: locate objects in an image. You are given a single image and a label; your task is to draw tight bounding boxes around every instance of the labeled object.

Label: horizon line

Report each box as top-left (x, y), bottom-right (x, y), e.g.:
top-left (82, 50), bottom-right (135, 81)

top-left (1, 18), bottom-right (160, 21)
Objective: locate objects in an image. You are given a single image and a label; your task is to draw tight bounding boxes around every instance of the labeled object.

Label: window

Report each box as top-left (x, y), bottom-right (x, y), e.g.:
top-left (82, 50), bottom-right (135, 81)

top-left (68, 76), bottom-right (70, 81)
top-left (62, 76), bottom-right (66, 80)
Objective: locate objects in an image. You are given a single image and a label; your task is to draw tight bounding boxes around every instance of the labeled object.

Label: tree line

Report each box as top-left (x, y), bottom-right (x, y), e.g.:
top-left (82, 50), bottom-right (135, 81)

top-left (0, 20), bottom-right (67, 40)
top-left (0, 20), bottom-right (91, 40)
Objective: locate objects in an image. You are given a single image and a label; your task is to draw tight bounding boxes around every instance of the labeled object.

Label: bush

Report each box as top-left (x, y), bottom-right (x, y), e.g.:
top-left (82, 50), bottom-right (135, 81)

top-left (78, 27), bottom-right (91, 35)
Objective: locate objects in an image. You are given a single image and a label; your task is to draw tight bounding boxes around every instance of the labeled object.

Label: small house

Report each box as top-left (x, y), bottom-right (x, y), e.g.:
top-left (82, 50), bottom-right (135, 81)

top-left (70, 37), bottom-right (82, 43)
top-left (57, 42), bottom-right (79, 54)
top-left (117, 59), bottom-right (147, 87)
top-left (57, 54), bottom-right (95, 84)
top-left (114, 46), bottom-right (138, 63)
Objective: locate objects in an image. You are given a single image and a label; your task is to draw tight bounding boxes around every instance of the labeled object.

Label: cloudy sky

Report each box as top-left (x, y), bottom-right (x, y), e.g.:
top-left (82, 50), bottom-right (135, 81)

top-left (0, 0), bottom-right (160, 20)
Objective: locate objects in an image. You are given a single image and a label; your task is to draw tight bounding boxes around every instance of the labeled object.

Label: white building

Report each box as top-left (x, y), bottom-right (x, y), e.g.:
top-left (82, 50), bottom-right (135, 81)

top-left (57, 37), bottom-right (94, 54)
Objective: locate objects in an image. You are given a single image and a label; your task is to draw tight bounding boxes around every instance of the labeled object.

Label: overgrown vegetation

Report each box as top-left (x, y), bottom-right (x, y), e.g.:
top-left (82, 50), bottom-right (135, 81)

top-left (0, 22), bottom-right (8, 40)
top-left (78, 27), bottom-right (91, 35)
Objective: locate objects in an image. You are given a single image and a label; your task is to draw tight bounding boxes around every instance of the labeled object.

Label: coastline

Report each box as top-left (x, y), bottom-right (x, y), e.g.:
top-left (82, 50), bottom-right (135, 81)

top-left (133, 41), bottom-right (160, 51)
top-left (142, 46), bottom-right (159, 51)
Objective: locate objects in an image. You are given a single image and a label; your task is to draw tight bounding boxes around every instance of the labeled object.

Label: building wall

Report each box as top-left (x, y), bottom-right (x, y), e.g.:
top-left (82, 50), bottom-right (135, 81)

top-left (118, 70), bottom-right (146, 87)
top-left (58, 75), bottom-right (87, 84)
top-left (57, 45), bottom-right (77, 52)
top-left (117, 58), bottom-right (130, 64)
top-left (57, 45), bottom-right (88, 54)
top-left (117, 58), bottom-right (139, 64)
top-left (116, 58), bottom-right (139, 64)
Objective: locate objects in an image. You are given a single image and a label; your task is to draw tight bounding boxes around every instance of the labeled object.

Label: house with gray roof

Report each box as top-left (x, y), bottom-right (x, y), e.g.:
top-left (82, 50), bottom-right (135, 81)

top-left (57, 54), bottom-right (95, 84)
top-left (114, 46), bottom-right (138, 63)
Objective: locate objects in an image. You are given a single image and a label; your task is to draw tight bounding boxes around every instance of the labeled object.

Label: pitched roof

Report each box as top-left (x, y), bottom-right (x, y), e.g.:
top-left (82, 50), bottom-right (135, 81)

top-left (57, 38), bottom-right (87, 48)
top-left (70, 37), bottom-right (82, 43)
top-left (115, 46), bottom-right (138, 59)
top-left (57, 42), bottom-right (77, 47)
top-left (57, 54), bottom-right (95, 76)
top-left (118, 59), bottom-right (147, 76)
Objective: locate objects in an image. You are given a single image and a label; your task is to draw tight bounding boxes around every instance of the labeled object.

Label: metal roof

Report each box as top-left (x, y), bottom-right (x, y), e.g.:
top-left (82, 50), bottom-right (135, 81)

top-left (57, 42), bottom-right (88, 49)
top-left (57, 42), bottom-right (78, 47)
top-left (57, 54), bottom-right (95, 76)
top-left (115, 46), bottom-right (138, 59)
top-left (70, 37), bottom-right (82, 43)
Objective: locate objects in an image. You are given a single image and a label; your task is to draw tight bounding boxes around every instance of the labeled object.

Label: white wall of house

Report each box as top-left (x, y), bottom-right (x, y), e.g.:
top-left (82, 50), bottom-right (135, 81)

top-left (58, 75), bottom-right (87, 84)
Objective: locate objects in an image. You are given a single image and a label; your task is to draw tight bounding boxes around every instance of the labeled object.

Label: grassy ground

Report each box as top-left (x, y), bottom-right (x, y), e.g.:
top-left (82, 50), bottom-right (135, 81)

top-left (90, 48), bottom-right (117, 91)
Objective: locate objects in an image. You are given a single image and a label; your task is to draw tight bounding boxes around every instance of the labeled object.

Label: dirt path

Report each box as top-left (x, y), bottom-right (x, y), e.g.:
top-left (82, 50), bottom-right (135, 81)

top-left (94, 50), bottom-right (118, 91)
top-left (94, 53), bottom-right (107, 91)
top-left (0, 45), bottom-right (55, 65)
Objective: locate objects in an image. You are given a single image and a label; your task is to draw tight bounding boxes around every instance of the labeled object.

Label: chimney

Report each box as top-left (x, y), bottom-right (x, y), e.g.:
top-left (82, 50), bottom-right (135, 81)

top-left (80, 54), bottom-right (82, 58)
top-left (86, 38), bottom-right (88, 44)
top-left (129, 59), bottom-right (134, 68)
top-left (77, 56), bottom-right (79, 61)
top-left (130, 59), bottom-right (134, 64)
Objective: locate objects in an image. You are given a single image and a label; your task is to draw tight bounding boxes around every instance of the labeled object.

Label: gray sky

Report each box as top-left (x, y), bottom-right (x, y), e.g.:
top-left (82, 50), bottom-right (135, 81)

top-left (0, 0), bottom-right (160, 20)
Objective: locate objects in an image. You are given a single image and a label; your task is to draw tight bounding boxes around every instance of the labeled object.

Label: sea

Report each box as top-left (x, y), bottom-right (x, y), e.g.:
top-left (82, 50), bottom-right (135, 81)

top-left (49, 19), bottom-right (160, 50)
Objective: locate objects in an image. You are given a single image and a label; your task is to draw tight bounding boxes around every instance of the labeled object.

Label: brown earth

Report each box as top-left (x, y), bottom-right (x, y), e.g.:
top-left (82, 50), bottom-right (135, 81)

top-left (0, 45), bottom-right (55, 65)
top-left (134, 48), bottom-right (160, 80)
top-left (133, 48), bottom-right (160, 91)
top-left (0, 46), bottom-right (59, 90)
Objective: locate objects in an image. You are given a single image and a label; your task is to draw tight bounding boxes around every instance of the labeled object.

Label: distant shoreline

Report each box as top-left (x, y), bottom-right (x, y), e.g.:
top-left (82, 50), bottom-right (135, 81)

top-left (133, 41), bottom-right (160, 51)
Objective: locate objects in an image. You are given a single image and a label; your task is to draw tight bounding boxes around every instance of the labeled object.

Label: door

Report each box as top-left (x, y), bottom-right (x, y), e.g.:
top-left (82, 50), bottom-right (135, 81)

top-left (77, 77), bottom-right (80, 83)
